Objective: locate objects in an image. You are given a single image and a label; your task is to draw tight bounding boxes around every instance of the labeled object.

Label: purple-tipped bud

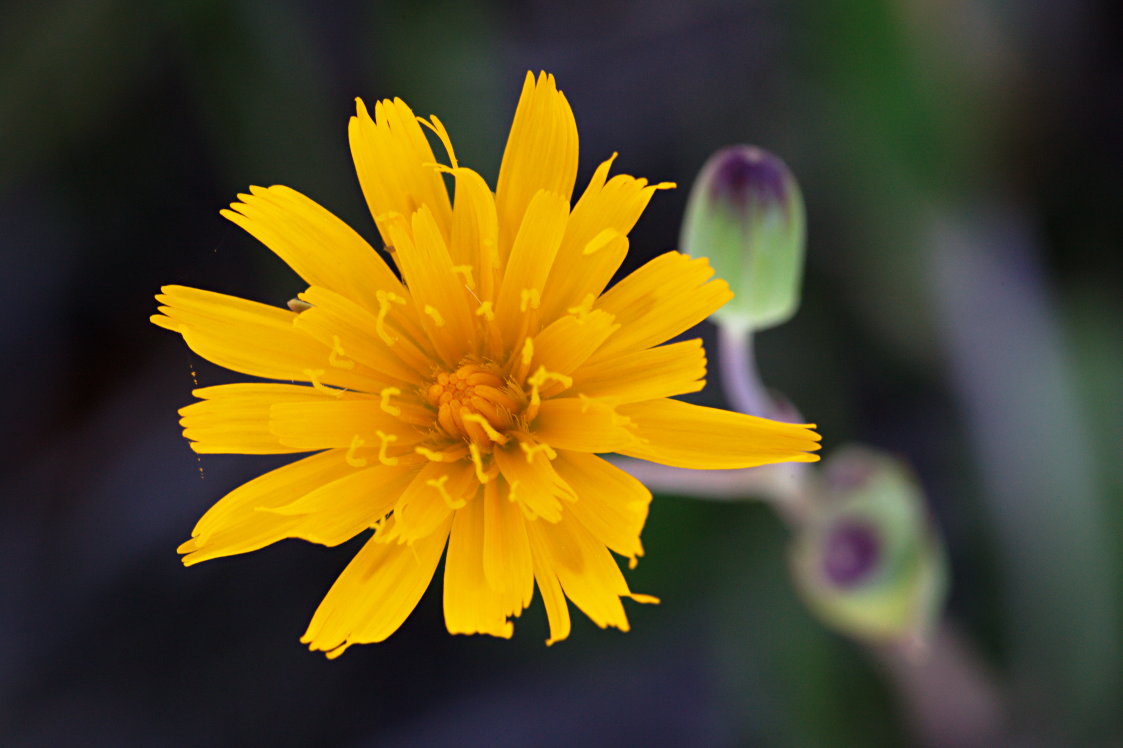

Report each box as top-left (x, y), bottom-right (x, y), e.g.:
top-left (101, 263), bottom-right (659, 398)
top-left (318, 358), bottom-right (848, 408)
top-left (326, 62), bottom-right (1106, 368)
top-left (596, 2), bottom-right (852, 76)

top-left (681, 146), bottom-right (806, 332)
top-left (790, 447), bottom-right (947, 645)
top-left (822, 520), bottom-right (881, 588)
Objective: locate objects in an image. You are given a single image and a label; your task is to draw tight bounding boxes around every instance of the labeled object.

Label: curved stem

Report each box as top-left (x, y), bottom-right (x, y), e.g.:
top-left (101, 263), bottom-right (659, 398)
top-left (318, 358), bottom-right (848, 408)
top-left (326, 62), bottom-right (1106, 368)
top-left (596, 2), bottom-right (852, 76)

top-left (718, 324), bottom-right (771, 417)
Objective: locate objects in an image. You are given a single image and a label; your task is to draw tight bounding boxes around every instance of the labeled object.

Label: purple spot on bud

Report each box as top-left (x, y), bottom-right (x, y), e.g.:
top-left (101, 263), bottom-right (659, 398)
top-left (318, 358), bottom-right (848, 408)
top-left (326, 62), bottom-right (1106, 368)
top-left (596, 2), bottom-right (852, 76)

top-left (708, 146), bottom-right (789, 209)
top-left (822, 521), bottom-right (880, 588)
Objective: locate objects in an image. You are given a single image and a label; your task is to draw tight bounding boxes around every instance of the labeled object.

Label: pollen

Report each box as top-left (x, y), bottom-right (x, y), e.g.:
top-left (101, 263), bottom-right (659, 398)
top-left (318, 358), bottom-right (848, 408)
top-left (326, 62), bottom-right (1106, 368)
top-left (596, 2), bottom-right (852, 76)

top-left (425, 361), bottom-right (520, 448)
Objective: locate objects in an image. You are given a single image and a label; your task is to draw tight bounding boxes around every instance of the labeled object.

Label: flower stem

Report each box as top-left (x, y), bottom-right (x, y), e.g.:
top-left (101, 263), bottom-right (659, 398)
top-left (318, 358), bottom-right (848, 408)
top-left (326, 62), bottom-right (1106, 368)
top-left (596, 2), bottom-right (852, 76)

top-left (718, 324), bottom-right (771, 417)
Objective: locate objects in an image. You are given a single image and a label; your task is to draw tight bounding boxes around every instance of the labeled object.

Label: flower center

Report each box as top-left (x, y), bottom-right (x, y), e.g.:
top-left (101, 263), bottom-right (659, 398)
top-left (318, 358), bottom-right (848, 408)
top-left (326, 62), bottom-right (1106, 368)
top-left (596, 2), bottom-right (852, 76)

top-left (425, 361), bottom-right (520, 448)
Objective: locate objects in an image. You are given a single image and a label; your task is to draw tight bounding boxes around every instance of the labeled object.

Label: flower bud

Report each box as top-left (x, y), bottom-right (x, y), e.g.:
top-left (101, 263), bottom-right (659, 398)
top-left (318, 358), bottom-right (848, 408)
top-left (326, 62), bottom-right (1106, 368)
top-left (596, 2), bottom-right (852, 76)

top-left (680, 146), bottom-right (806, 332)
top-left (789, 447), bottom-right (947, 646)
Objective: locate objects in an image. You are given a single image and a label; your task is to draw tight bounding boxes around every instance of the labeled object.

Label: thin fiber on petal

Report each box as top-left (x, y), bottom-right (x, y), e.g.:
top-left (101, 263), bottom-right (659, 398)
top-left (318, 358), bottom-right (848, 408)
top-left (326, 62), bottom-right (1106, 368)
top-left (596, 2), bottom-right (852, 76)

top-left (302, 515), bottom-right (452, 656)
top-left (494, 72), bottom-right (578, 264)
top-left (618, 398), bottom-right (822, 469)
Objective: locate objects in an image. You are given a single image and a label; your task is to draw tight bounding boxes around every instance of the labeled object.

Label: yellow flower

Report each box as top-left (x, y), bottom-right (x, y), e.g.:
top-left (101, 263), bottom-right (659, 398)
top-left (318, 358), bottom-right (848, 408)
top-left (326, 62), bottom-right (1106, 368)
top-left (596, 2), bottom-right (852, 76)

top-left (152, 72), bottom-right (821, 657)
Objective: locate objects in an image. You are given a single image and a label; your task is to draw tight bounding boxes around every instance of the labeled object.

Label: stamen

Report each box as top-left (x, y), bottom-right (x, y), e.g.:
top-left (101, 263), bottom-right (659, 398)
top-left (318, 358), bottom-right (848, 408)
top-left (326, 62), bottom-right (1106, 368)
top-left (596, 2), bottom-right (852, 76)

top-left (423, 305), bottom-right (446, 327)
top-left (375, 430), bottom-right (399, 466)
top-left (469, 443), bottom-right (490, 484)
top-left (578, 393), bottom-right (595, 413)
top-left (414, 446), bottom-right (445, 462)
top-left (462, 413), bottom-right (508, 445)
top-left (475, 301), bottom-right (495, 321)
top-left (566, 294), bottom-right (596, 322)
top-left (329, 335), bottom-right (354, 369)
top-left (427, 474), bottom-right (467, 509)
top-left (287, 298), bottom-right (313, 313)
top-left (375, 289), bottom-right (404, 345)
top-left (305, 369), bottom-right (343, 398)
top-left (345, 435), bottom-right (368, 467)
top-left (452, 264), bottom-right (476, 290)
top-left (525, 365), bottom-right (573, 421)
top-left (519, 288), bottom-right (541, 312)
top-left (379, 387), bottom-right (402, 416)
top-left (507, 481), bottom-right (539, 521)
top-left (520, 440), bottom-right (557, 464)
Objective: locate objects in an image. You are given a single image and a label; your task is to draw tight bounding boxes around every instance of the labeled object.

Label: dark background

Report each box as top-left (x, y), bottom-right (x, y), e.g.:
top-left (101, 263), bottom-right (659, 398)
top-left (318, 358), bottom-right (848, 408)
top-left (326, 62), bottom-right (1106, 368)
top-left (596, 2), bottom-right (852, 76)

top-left (2, 0), bottom-right (1121, 745)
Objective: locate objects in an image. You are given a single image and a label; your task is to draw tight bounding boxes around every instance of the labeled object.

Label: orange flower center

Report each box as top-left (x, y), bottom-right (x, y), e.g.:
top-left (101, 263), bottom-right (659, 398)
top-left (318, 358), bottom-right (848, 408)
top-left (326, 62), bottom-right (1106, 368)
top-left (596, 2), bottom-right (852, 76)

top-left (425, 361), bottom-right (520, 448)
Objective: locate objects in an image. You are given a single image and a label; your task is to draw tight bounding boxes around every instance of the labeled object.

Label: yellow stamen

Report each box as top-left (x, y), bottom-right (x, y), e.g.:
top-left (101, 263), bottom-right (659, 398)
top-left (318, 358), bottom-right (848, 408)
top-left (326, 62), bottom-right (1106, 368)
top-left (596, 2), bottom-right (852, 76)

top-left (520, 288), bottom-right (541, 312)
top-left (345, 435), bottom-right (368, 467)
top-left (566, 293), bottom-right (596, 322)
top-left (469, 443), bottom-right (490, 484)
top-left (329, 335), bottom-right (354, 369)
top-left (426, 474), bottom-right (466, 509)
top-left (375, 430), bottom-right (399, 466)
top-left (304, 369), bottom-right (343, 398)
top-left (475, 301), bottom-right (495, 321)
top-left (462, 413), bottom-right (508, 445)
top-left (520, 440), bottom-right (557, 464)
top-left (375, 289), bottom-right (406, 345)
top-left (423, 305), bottom-right (446, 327)
top-left (453, 264), bottom-right (476, 291)
top-left (379, 387), bottom-right (402, 416)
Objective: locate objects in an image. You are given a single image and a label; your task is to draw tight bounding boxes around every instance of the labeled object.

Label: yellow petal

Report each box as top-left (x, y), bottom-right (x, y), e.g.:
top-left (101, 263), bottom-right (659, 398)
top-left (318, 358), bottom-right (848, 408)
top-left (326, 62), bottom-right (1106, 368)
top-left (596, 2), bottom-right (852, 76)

top-left (390, 461), bottom-right (478, 544)
top-left (268, 399), bottom-right (422, 451)
top-left (553, 451), bottom-right (651, 561)
top-left (532, 397), bottom-right (635, 453)
top-left (446, 166), bottom-right (501, 304)
top-left (152, 285), bottom-right (381, 392)
top-left (617, 398), bottom-right (822, 469)
top-left (383, 207), bottom-right (477, 365)
top-left (570, 339), bottom-right (706, 404)
top-left (541, 157), bottom-right (670, 321)
top-left (493, 445), bottom-right (576, 523)
top-left (443, 497), bottom-right (518, 638)
top-left (264, 462), bottom-right (415, 547)
top-left (349, 97), bottom-right (453, 247)
top-left (481, 480), bottom-right (534, 605)
top-left (220, 185), bottom-right (404, 315)
top-left (180, 450), bottom-right (358, 565)
top-left (528, 528), bottom-right (571, 645)
top-left (526, 514), bottom-right (634, 634)
top-left (531, 309), bottom-right (619, 377)
top-left (179, 383), bottom-right (363, 455)
top-left (591, 252), bottom-right (733, 359)
top-left (293, 286), bottom-right (429, 386)
top-left (494, 72), bottom-right (578, 264)
top-left (493, 189), bottom-right (570, 349)
top-left (302, 515), bottom-right (452, 656)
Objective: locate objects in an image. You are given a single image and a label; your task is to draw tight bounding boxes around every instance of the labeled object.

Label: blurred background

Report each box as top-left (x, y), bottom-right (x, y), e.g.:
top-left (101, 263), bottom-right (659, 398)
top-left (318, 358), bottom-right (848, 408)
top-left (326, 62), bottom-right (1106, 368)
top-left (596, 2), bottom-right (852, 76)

top-left (2, 0), bottom-right (1121, 745)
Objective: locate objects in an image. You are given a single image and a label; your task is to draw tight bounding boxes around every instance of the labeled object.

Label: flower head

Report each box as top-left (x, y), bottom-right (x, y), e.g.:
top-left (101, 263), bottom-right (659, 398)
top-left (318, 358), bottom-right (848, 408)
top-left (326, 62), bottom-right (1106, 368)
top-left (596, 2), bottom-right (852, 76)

top-left (153, 72), bottom-right (821, 656)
